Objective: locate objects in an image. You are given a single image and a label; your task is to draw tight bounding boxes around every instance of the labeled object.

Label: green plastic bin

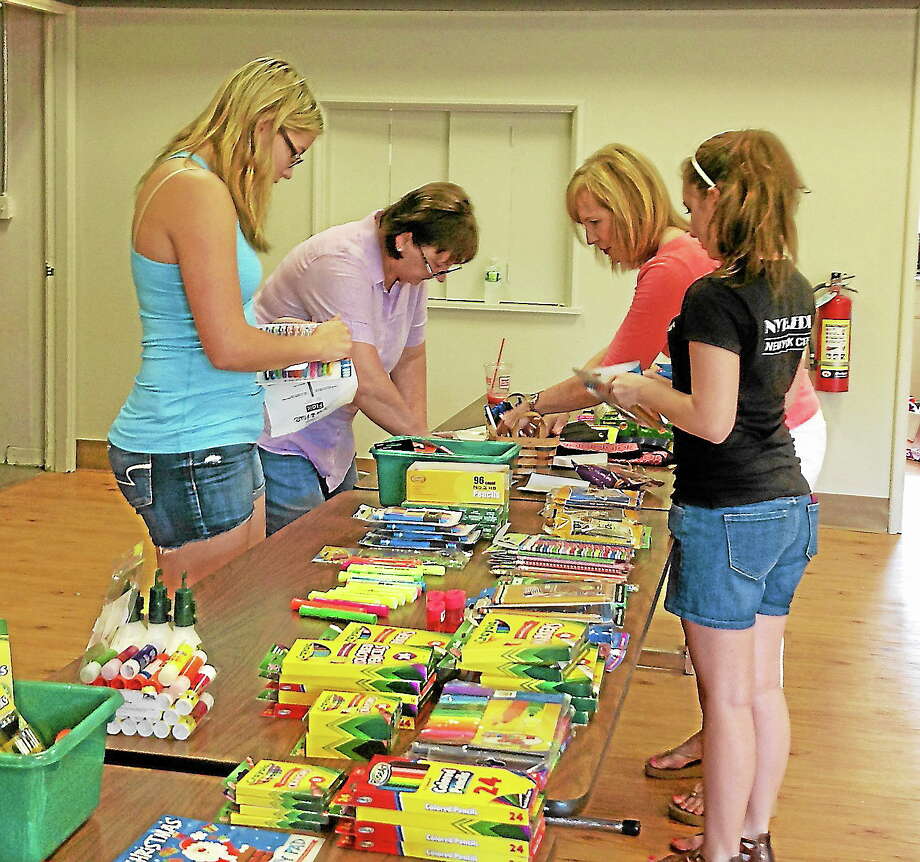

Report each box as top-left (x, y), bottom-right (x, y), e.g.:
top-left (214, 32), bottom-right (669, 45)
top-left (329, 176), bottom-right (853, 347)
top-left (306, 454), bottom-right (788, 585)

top-left (0, 680), bottom-right (120, 862)
top-left (370, 436), bottom-right (521, 505)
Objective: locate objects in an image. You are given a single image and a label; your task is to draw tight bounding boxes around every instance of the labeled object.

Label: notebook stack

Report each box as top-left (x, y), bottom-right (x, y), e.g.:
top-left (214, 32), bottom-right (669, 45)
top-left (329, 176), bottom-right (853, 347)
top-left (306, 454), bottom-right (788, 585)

top-left (332, 755), bottom-right (547, 862)
top-left (219, 759), bottom-right (346, 831)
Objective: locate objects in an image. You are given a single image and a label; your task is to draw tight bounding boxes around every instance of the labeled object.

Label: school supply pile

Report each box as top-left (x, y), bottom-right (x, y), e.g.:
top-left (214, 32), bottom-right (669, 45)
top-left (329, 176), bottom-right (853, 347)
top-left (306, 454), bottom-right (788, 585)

top-left (331, 755), bottom-right (547, 861)
top-left (313, 544), bottom-right (472, 569)
top-left (409, 681), bottom-right (573, 783)
top-left (77, 568), bottom-right (218, 741)
top-left (487, 529), bottom-right (635, 583)
top-left (354, 503), bottom-right (482, 551)
top-left (218, 758), bottom-right (346, 831)
top-left (470, 578), bottom-right (631, 640)
top-left (114, 813), bottom-right (325, 862)
top-left (259, 623), bottom-right (446, 727)
top-left (257, 322), bottom-right (358, 437)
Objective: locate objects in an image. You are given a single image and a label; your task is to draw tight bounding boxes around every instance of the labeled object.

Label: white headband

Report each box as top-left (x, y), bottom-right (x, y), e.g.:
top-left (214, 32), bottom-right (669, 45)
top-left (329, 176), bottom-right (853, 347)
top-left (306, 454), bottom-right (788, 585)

top-left (691, 155), bottom-right (717, 189)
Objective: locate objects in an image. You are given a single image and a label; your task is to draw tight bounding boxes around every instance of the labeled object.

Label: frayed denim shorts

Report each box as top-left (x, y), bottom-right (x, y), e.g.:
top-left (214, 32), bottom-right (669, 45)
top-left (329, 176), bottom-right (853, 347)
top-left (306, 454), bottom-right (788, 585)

top-left (664, 495), bottom-right (819, 630)
top-left (107, 441), bottom-right (265, 550)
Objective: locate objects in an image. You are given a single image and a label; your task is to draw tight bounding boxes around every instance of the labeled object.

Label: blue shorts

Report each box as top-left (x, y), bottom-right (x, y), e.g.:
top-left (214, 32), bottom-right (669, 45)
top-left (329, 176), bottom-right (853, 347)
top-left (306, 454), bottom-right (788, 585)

top-left (107, 441), bottom-right (265, 550)
top-left (664, 495), bottom-right (819, 630)
top-left (259, 448), bottom-right (358, 536)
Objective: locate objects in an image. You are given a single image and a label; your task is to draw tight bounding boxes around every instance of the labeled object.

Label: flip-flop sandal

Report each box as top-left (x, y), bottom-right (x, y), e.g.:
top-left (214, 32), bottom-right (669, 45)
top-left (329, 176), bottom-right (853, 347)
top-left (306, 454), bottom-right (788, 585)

top-left (644, 746), bottom-right (704, 779)
top-left (667, 787), bottom-right (705, 827)
top-left (670, 832), bottom-right (704, 854)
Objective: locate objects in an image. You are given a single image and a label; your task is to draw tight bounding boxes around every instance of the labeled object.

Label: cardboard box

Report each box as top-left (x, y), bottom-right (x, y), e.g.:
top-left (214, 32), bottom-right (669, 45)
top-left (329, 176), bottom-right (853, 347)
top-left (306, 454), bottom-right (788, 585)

top-left (405, 462), bottom-right (510, 507)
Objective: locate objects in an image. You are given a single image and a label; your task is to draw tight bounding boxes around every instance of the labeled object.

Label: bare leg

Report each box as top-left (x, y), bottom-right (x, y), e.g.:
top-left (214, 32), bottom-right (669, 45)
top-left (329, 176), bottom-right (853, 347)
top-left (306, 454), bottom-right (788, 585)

top-left (744, 613), bottom-right (790, 837)
top-left (156, 502), bottom-right (266, 591)
top-left (683, 619), bottom-right (755, 862)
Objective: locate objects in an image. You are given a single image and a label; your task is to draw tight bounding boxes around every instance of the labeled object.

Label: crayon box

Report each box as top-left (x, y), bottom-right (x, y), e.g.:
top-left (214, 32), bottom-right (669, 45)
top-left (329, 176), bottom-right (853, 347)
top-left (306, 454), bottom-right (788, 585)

top-left (306, 690), bottom-right (402, 760)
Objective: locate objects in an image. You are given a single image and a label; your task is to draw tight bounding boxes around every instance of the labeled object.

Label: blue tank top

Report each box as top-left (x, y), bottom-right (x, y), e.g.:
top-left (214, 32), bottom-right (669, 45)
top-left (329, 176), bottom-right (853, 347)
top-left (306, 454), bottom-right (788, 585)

top-left (108, 153), bottom-right (264, 453)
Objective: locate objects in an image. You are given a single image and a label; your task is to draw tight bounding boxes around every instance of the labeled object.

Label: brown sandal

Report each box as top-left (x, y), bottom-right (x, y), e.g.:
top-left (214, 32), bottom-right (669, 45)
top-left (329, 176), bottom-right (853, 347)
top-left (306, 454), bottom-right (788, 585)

top-left (667, 783), bottom-right (705, 827)
top-left (740, 833), bottom-right (775, 862)
top-left (645, 745), bottom-right (704, 779)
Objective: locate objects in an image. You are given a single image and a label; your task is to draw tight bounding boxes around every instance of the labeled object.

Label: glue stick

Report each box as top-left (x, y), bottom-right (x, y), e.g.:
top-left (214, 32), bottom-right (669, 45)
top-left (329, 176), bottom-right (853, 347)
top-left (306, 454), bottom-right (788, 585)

top-left (171, 692), bottom-right (214, 740)
top-left (155, 643), bottom-right (195, 687)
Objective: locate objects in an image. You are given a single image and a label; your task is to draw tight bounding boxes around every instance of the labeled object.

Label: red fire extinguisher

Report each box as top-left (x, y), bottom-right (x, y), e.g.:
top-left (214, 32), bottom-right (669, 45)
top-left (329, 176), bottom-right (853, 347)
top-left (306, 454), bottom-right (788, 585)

top-left (814, 272), bottom-right (857, 392)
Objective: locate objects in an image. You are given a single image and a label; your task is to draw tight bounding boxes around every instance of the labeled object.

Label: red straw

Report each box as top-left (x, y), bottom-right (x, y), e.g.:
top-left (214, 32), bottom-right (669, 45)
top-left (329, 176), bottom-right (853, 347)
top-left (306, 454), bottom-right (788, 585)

top-left (489, 338), bottom-right (507, 393)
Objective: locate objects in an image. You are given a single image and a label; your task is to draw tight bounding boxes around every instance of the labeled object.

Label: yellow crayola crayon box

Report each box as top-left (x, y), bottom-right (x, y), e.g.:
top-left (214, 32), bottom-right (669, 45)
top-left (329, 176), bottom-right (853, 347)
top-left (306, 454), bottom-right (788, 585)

top-left (336, 623), bottom-right (451, 653)
top-left (231, 759), bottom-right (345, 807)
top-left (460, 612), bottom-right (587, 667)
top-left (306, 690), bottom-right (402, 760)
top-left (350, 815), bottom-right (546, 860)
top-left (405, 462), bottom-right (510, 507)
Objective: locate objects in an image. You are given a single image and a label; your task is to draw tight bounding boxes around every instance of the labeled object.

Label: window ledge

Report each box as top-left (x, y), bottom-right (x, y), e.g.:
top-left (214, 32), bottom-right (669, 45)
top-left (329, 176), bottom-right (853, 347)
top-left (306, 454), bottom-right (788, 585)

top-left (428, 298), bottom-right (582, 315)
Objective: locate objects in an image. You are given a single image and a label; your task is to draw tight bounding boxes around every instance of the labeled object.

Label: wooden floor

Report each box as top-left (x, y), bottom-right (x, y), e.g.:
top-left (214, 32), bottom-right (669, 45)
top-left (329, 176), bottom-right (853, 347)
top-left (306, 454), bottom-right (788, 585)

top-left (1, 466), bottom-right (918, 861)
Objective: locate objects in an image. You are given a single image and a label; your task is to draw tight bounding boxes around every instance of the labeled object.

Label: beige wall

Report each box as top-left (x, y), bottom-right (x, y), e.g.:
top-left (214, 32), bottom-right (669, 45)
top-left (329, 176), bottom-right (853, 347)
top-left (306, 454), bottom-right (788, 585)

top-left (73, 7), bottom-right (917, 502)
top-left (0, 5), bottom-right (45, 465)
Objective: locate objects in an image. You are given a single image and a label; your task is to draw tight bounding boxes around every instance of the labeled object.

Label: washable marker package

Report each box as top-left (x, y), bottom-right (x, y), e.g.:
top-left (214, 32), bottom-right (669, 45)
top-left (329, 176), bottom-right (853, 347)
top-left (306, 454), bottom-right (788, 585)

top-left (305, 690), bottom-right (402, 759)
top-left (337, 622), bottom-right (452, 653)
top-left (460, 612), bottom-right (587, 667)
top-left (112, 814), bottom-right (325, 862)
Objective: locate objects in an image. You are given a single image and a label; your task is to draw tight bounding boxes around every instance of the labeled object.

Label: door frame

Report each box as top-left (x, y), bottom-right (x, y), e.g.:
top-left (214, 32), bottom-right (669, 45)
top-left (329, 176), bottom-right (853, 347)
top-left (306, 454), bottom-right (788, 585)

top-left (5, 0), bottom-right (76, 471)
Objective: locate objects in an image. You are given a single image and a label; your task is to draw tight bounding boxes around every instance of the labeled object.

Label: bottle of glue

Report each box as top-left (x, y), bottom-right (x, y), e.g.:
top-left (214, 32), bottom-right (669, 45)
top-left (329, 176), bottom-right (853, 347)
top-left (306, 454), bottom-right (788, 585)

top-left (145, 570), bottom-right (172, 649)
top-left (165, 573), bottom-right (201, 652)
top-left (111, 592), bottom-right (148, 653)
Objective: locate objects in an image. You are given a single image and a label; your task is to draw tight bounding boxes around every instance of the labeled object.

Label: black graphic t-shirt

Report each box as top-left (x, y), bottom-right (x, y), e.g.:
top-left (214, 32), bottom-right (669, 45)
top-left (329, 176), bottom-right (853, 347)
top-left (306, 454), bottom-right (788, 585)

top-left (667, 268), bottom-right (813, 507)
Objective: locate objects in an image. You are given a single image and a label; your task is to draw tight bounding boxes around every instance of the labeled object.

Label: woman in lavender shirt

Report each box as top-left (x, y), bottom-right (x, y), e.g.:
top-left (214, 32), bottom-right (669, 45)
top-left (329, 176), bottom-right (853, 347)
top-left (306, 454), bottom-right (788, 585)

top-left (254, 182), bottom-right (478, 534)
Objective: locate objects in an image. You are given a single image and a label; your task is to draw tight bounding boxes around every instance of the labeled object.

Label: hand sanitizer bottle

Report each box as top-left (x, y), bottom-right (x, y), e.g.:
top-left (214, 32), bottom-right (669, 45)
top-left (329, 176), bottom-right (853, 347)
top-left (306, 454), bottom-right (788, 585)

top-left (484, 259), bottom-right (503, 306)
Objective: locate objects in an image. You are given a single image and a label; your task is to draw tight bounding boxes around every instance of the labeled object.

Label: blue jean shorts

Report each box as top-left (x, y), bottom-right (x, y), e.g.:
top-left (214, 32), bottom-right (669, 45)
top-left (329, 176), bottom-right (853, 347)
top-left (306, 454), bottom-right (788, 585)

top-left (259, 448), bottom-right (357, 536)
top-left (107, 441), bottom-right (265, 550)
top-left (664, 495), bottom-right (819, 630)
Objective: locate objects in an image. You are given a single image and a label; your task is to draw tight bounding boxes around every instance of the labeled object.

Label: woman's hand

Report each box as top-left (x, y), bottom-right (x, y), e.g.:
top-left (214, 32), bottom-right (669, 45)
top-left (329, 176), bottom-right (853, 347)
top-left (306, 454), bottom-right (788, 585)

top-left (608, 372), bottom-right (648, 410)
top-left (496, 401), bottom-right (538, 437)
top-left (312, 316), bottom-right (352, 361)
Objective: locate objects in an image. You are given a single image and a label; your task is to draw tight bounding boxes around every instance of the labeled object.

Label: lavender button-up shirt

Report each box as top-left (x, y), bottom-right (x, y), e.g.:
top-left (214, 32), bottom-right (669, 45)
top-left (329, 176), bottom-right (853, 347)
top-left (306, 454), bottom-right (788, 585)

top-left (254, 212), bottom-right (428, 490)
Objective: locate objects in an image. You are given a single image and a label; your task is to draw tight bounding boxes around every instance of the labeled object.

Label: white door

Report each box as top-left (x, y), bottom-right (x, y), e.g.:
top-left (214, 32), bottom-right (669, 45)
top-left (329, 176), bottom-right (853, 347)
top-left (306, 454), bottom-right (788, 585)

top-left (0, 4), bottom-right (46, 466)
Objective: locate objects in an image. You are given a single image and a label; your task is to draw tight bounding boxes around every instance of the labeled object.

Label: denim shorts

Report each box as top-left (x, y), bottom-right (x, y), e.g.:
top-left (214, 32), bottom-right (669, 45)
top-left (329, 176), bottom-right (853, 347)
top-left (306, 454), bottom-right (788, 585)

top-left (107, 441), bottom-right (265, 550)
top-left (664, 495), bottom-right (819, 630)
top-left (259, 448), bottom-right (357, 536)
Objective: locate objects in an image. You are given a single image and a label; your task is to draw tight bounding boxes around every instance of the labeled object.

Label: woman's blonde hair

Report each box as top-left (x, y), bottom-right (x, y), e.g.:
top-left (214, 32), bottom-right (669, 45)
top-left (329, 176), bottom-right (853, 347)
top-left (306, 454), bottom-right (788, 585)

top-left (565, 144), bottom-right (688, 271)
top-left (379, 182), bottom-right (478, 264)
top-left (682, 129), bottom-right (805, 288)
top-left (140, 57), bottom-right (323, 252)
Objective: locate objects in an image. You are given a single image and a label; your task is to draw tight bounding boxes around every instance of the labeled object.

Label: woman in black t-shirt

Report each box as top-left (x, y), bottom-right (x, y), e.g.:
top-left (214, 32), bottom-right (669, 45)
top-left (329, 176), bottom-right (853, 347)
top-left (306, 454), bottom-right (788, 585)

top-left (600, 131), bottom-right (819, 862)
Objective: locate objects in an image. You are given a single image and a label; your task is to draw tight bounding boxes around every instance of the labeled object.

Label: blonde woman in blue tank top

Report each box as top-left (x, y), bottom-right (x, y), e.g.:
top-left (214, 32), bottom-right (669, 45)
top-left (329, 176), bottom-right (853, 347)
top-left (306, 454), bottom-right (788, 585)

top-left (108, 58), bottom-right (351, 589)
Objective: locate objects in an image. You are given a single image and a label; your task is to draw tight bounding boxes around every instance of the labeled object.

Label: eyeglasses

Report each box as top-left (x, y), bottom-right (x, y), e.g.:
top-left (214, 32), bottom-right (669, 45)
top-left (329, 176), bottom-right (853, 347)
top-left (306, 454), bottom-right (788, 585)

top-left (418, 244), bottom-right (462, 279)
top-left (279, 128), bottom-right (305, 169)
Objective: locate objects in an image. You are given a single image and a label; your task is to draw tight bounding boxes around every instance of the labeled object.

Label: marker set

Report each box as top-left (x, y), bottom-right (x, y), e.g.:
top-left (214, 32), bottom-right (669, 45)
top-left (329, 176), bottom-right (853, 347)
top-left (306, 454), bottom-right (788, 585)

top-left (257, 322), bottom-right (356, 384)
top-left (410, 682), bottom-right (574, 783)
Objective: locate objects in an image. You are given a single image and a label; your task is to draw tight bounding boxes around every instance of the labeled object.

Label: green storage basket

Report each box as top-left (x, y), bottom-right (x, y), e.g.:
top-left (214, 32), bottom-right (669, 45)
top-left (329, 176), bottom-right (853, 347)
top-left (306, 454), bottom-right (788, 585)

top-left (370, 436), bottom-right (521, 505)
top-left (0, 680), bottom-right (120, 862)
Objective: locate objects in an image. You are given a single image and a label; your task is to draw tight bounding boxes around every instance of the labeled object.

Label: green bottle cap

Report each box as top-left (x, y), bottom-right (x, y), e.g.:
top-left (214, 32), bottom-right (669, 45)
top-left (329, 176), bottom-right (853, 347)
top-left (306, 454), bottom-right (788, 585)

top-left (148, 569), bottom-right (172, 624)
top-left (127, 592), bottom-right (144, 624)
top-left (0, 619), bottom-right (7, 637)
top-left (173, 572), bottom-right (196, 628)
